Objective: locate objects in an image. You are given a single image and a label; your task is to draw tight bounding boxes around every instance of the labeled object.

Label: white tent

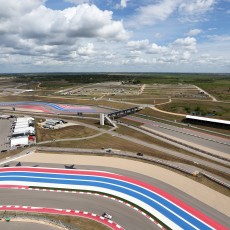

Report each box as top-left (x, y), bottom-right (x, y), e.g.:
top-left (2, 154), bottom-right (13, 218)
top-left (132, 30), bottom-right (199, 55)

top-left (13, 127), bottom-right (34, 135)
top-left (14, 123), bottom-right (29, 129)
top-left (11, 136), bottom-right (28, 147)
top-left (17, 117), bottom-right (34, 121)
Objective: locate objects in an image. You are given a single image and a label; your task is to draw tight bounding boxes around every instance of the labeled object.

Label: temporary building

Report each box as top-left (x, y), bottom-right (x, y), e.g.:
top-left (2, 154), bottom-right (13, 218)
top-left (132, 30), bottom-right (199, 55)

top-left (14, 123), bottom-right (29, 129)
top-left (11, 136), bottom-right (28, 147)
top-left (13, 127), bottom-right (34, 134)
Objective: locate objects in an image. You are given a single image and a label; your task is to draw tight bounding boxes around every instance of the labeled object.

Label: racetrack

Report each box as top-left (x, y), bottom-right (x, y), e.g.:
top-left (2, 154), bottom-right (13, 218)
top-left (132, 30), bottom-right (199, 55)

top-left (0, 166), bottom-right (229, 230)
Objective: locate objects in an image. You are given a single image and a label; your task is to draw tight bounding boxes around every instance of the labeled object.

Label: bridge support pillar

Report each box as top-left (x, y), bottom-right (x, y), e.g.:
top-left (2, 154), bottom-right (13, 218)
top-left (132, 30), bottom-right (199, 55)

top-left (100, 113), bottom-right (105, 126)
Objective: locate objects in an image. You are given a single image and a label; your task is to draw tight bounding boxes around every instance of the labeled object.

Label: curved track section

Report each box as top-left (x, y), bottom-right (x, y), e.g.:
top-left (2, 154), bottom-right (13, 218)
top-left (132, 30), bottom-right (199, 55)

top-left (0, 101), bottom-right (110, 114)
top-left (0, 167), bottom-right (227, 230)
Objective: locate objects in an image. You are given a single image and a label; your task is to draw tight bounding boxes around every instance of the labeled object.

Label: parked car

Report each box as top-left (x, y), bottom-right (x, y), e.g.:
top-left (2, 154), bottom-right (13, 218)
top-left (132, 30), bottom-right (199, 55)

top-left (137, 152), bottom-right (143, 157)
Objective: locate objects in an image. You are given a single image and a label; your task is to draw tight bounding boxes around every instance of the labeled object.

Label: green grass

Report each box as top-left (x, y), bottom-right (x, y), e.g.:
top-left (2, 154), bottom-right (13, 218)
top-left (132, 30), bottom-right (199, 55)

top-left (156, 100), bottom-right (230, 119)
top-left (197, 80), bottom-right (230, 101)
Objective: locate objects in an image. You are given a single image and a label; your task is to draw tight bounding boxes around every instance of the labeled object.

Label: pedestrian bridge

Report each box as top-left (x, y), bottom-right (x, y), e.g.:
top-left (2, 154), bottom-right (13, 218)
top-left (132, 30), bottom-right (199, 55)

top-left (108, 106), bottom-right (143, 119)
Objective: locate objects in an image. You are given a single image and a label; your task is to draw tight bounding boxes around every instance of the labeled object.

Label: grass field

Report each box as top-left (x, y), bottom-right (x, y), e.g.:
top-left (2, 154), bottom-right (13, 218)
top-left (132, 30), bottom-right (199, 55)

top-left (156, 100), bottom-right (230, 119)
top-left (196, 80), bottom-right (230, 101)
top-left (36, 123), bottom-right (99, 142)
top-left (1, 211), bottom-right (110, 230)
top-left (138, 107), bottom-right (184, 121)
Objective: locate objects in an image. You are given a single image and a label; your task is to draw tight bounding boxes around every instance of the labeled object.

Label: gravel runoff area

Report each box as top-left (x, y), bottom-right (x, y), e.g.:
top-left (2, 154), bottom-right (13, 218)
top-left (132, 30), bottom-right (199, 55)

top-left (19, 152), bottom-right (230, 217)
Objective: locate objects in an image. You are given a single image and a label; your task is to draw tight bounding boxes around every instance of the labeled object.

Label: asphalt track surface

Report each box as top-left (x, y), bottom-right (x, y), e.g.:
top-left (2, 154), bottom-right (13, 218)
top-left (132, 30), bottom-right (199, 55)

top-left (0, 166), bottom-right (229, 230)
top-left (0, 189), bottom-right (153, 230)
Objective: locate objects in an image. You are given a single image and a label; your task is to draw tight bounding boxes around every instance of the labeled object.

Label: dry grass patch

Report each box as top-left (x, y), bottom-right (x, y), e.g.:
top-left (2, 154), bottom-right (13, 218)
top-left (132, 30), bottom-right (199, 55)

top-left (138, 107), bottom-right (184, 121)
top-left (1, 211), bottom-right (110, 230)
top-left (0, 149), bottom-right (24, 161)
top-left (36, 125), bottom-right (99, 142)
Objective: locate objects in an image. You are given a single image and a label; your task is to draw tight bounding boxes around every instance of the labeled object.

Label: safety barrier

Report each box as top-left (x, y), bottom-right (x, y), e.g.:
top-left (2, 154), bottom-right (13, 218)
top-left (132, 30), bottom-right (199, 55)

top-left (201, 173), bottom-right (230, 189)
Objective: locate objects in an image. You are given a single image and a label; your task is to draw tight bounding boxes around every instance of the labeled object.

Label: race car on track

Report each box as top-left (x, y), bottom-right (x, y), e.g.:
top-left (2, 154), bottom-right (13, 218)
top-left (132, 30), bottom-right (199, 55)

top-left (102, 212), bottom-right (112, 220)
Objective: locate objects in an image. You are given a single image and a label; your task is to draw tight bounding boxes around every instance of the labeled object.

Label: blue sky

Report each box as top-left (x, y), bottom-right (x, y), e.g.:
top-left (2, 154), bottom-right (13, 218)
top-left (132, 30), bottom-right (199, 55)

top-left (0, 0), bottom-right (229, 73)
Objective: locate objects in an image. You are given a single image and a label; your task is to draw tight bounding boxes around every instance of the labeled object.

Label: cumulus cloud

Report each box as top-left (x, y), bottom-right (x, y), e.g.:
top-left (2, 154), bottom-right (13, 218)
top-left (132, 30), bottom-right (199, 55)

top-left (173, 37), bottom-right (197, 52)
top-left (148, 43), bottom-right (168, 54)
top-left (187, 29), bottom-right (202, 36)
top-left (0, 0), bottom-right (129, 60)
top-left (115, 0), bottom-right (129, 9)
top-left (77, 43), bottom-right (95, 56)
top-left (121, 0), bottom-right (128, 8)
top-left (127, 39), bottom-right (149, 49)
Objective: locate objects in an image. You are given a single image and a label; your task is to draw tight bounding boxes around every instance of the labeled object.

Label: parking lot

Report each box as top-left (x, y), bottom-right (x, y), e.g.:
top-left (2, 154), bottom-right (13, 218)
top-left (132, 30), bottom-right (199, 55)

top-left (0, 118), bottom-right (14, 152)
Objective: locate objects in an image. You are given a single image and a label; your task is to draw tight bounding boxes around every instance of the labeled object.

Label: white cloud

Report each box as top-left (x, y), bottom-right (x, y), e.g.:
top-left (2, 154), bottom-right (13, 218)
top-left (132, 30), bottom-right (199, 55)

top-left (182, 51), bottom-right (191, 60)
top-left (129, 0), bottom-right (181, 26)
top-left (127, 39), bottom-right (149, 49)
top-left (115, 0), bottom-right (129, 9)
top-left (148, 43), bottom-right (168, 54)
top-left (173, 37), bottom-right (197, 52)
top-left (120, 0), bottom-right (128, 9)
top-left (0, 0), bottom-right (130, 69)
top-left (0, 1), bottom-right (129, 43)
top-left (133, 57), bottom-right (148, 64)
top-left (77, 43), bottom-right (95, 56)
top-left (179, 0), bottom-right (215, 15)
top-left (207, 35), bottom-right (230, 41)
top-left (187, 29), bottom-right (202, 36)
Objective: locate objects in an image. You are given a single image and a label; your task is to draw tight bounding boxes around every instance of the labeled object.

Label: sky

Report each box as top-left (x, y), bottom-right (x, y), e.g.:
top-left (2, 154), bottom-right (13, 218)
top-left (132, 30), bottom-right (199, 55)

top-left (0, 0), bottom-right (229, 73)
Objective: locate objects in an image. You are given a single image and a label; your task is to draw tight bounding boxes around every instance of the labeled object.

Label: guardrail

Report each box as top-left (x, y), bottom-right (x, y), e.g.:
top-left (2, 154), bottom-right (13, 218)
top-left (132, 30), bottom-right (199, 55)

top-left (201, 172), bottom-right (230, 189)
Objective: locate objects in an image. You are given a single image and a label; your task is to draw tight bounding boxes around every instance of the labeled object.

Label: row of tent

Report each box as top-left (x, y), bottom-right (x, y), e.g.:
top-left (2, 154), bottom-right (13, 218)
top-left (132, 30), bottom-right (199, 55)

top-left (11, 117), bottom-right (35, 148)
